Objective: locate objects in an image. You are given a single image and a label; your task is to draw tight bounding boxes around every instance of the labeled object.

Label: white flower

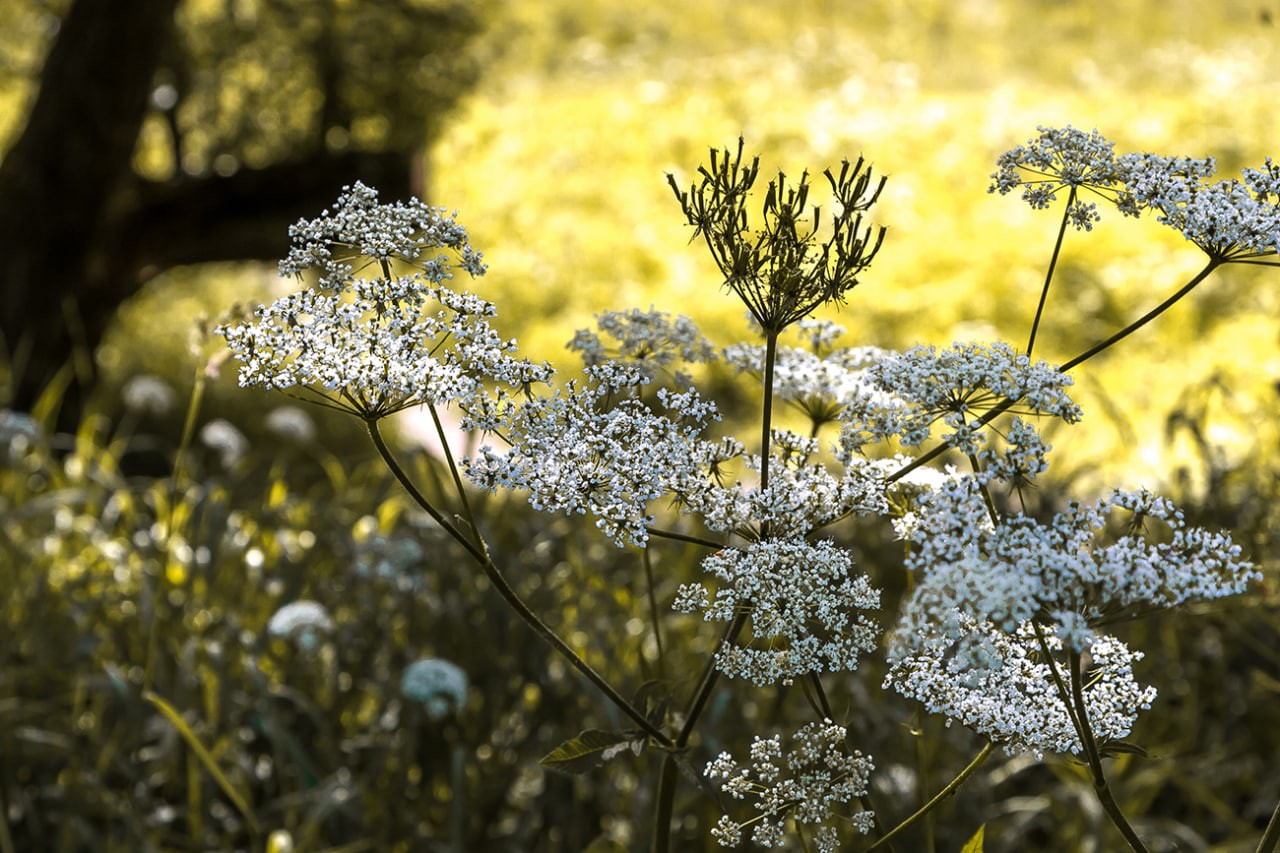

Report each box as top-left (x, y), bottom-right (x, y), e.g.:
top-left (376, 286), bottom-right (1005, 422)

top-left (200, 418), bottom-right (248, 468)
top-left (265, 406), bottom-right (317, 443)
top-left (895, 478), bottom-right (1258, 653)
top-left (678, 538), bottom-right (880, 686)
top-left (1119, 153), bottom-right (1280, 259)
top-left (886, 614), bottom-right (1156, 757)
top-left (839, 341), bottom-right (1081, 456)
top-left (567, 308), bottom-right (716, 385)
top-left (989, 125), bottom-right (1134, 229)
top-left (706, 720), bottom-right (874, 851)
top-left (279, 181), bottom-right (486, 288)
top-left (401, 658), bottom-right (468, 720)
top-left (267, 600), bottom-right (334, 650)
top-left (465, 361), bottom-right (719, 547)
top-left (121, 374), bottom-right (177, 415)
top-left (219, 186), bottom-right (552, 419)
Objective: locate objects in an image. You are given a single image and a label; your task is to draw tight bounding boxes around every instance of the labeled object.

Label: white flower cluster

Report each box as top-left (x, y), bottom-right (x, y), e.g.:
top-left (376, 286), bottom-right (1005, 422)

top-left (723, 340), bottom-right (888, 427)
top-left (401, 657), bottom-right (469, 720)
top-left (279, 181), bottom-right (486, 286)
top-left (465, 362), bottom-right (719, 547)
top-left (839, 341), bottom-right (1082, 456)
top-left (267, 600), bottom-right (334, 650)
top-left (993, 127), bottom-right (1280, 258)
top-left (886, 614), bottom-right (1156, 757)
top-left (989, 125), bottom-right (1133, 229)
top-left (895, 478), bottom-right (1258, 654)
top-left (705, 719), bottom-right (875, 851)
top-left (674, 539), bottom-right (880, 685)
top-left (677, 439), bottom-right (898, 540)
top-left (567, 308), bottom-right (716, 385)
top-left (1119, 153), bottom-right (1280, 259)
top-left (219, 184), bottom-right (552, 418)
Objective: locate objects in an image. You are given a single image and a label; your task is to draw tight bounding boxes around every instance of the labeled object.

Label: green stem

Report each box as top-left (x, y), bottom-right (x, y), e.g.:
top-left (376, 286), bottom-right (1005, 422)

top-left (1026, 187), bottom-right (1074, 358)
top-left (425, 402), bottom-right (487, 554)
top-left (1255, 796), bottom-right (1280, 853)
top-left (652, 753), bottom-right (680, 853)
top-left (642, 546), bottom-right (666, 679)
top-left (367, 419), bottom-right (670, 746)
top-left (646, 526), bottom-right (725, 550)
top-left (1067, 648), bottom-right (1150, 853)
top-left (652, 329), bottom-right (782, 850)
top-left (865, 742), bottom-right (995, 852)
top-left (1060, 260), bottom-right (1219, 372)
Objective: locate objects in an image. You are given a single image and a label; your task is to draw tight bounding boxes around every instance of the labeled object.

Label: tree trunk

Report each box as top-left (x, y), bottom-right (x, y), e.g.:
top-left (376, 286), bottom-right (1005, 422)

top-left (0, 0), bottom-right (180, 426)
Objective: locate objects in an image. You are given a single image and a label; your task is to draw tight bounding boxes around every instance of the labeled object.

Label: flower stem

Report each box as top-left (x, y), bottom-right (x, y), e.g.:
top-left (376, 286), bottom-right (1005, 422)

top-left (1067, 648), bottom-right (1150, 853)
top-left (642, 546), bottom-right (667, 679)
top-left (1255, 795), bottom-right (1280, 853)
top-left (865, 742), bottom-right (995, 852)
top-left (1026, 188), bottom-right (1074, 358)
top-left (366, 418), bottom-right (670, 746)
top-left (1060, 260), bottom-right (1220, 372)
top-left (653, 328), bottom-right (782, 850)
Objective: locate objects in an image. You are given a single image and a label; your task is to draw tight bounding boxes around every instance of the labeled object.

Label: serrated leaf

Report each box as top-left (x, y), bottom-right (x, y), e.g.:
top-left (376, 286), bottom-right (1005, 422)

top-left (960, 824), bottom-right (985, 852)
top-left (540, 729), bottom-right (643, 775)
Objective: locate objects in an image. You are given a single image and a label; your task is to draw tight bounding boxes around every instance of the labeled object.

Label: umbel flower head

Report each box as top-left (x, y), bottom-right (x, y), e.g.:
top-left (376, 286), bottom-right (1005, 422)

top-left (401, 658), bottom-right (469, 721)
top-left (705, 719), bottom-right (875, 851)
top-left (668, 138), bottom-right (886, 334)
top-left (885, 613), bottom-right (1156, 758)
top-left (218, 184), bottom-right (552, 419)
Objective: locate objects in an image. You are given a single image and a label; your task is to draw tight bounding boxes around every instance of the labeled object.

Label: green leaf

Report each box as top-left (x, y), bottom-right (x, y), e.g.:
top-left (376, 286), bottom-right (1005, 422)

top-left (961, 824), bottom-right (985, 852)
top-left (143, 690), bottom-right (260, 834)
top-left (1098, 740), bottom-right (1151, 759)
top-left (540, 729), bottom-right (644, 775)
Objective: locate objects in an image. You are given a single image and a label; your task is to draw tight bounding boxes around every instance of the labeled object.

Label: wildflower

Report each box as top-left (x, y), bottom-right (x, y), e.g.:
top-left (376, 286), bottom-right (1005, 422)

top-left (885, 613), bottom-right (1156, 757)
top-left (267, 600), bottom-right (334, 650)
top-left (279, 181), bottom-right (486, 288)
top-left (723, 340), bottom-right (887, 427)
top-left (706, 719), bottom-right (875, 851)
top-left (567, 308), bottom-right (716, 386)
top-left (668, 139), bottom-right (886, 333)
top-left (681, 445), bottom-right (897, 539)
top-left (675, 538), bottom-right (880, 686)
top-left (465, 362), bottom-right (719, 547)
top-left (200, 418), bottom-right (248, 468)
top-left (839, 341), bottom-right (1081, 456)
top-left (218, 186), bottom-right (552, 420)
top-left (1119, 153), bottom-right (1280, 260)
top-left (989, 125), bottom-right (1133, 229)
top-left (265, 406), bottom-right (317, 443)
top-left (894, 478), bottom-right (1258, 653)
top-left (121, 374), bottom-right (177, 415)
top-left (401, 658), bottom-right (468, 720)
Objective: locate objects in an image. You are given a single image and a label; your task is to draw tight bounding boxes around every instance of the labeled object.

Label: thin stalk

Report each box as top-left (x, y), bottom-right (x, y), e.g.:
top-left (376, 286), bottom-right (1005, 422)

top-left (1026, 187), bottom-right (1075, 357)
top-left (367, 419), bottom-right (669, 746)
top-left (760, 330), bottom-right (779, 495)
top-left (647, 526), bottom-right (725, 550)
top-left (1067, 648), bottom-right (1150, 853)
top-left (1255, 796), bottom-right (1280, 853)
top-left (652, 329), bottom-right (781, 850)
top-left (642, 546), bottom-right (667, 679)
top-left (865, 743), bottom-right (996, 852)
top-left (652, 753), bottom-right (680, 853)
top-left (426, 402), bottom-right (487, 554)
top-left (1060, 260), bottom-right (1220, 372)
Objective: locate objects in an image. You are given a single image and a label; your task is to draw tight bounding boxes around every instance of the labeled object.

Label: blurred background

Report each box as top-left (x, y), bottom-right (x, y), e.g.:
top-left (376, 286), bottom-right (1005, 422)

top-left (2, 1), bottom-right (1280, 851)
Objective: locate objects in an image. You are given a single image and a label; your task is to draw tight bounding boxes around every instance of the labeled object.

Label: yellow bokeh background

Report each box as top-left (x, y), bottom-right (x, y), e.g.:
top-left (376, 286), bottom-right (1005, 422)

top-left (108, 0), bottom-right (1280, 491)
